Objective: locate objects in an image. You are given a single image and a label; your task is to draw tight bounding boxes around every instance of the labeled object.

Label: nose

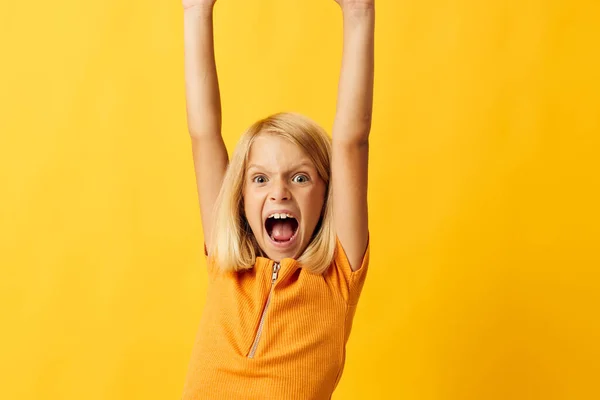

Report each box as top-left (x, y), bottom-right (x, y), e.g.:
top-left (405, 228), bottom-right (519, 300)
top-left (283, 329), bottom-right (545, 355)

top-left (269, 178), bottom-right (291, 202)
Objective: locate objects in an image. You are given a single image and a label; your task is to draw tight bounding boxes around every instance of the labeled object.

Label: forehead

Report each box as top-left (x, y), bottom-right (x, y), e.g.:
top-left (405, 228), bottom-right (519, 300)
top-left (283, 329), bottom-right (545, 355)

top-left (247, 134), bottom-right (313, 170)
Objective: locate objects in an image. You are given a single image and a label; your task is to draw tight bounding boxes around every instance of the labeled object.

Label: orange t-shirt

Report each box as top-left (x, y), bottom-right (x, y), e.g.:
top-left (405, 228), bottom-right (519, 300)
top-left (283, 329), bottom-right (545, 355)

top-left (181, 236), bottom-right (370, 400)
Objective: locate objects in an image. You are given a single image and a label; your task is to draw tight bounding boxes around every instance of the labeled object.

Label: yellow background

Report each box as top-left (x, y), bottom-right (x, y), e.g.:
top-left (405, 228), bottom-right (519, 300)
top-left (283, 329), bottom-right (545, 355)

top-left (1, 0), bottom-right (599, 399)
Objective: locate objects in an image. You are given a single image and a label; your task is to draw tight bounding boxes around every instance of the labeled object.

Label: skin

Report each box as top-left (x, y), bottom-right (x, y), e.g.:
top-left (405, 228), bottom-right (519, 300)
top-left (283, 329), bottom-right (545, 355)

top-left (184, 0), bottom-right (374, 270)
top-left (183, 0), bottom-right (226, 248)
top-left (330, 0), bottom-right (374, 270)
top-left (242, 135), bottom-right (327, 262)
top-left (182, 0), bottom-right (216, 10)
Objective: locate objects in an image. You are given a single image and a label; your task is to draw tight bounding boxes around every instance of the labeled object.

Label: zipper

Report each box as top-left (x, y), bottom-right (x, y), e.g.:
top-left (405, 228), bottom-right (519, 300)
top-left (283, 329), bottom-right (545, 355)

top-left (248, 262), bottom-right (281, 359)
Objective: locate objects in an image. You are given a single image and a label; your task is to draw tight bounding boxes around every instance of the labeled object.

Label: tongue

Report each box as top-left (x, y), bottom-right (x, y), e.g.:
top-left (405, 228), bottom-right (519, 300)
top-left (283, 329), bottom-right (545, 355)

top-left (271, 220), bottom-right (295, 241)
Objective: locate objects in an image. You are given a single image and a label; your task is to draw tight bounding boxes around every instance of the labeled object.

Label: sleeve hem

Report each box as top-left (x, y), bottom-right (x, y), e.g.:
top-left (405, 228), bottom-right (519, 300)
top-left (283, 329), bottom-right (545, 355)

top-left (335, 233), bottom-right (370, 275)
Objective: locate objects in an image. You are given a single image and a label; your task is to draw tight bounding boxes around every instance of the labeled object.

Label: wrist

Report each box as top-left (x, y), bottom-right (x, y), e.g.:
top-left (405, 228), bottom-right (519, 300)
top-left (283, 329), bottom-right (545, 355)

top-left (341, 5), bottom-right (374, 21)
top-left (341, 4), bottom-right (374, 26)
top-left (340, 2), bottom-right (374, 14)
top-left (183, 4), bottom-right (215, 16)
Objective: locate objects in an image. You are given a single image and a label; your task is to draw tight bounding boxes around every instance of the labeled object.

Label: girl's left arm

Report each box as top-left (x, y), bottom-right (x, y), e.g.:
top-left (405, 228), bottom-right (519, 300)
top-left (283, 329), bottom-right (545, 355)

top-left (331, 0), bottom-right (374, 271)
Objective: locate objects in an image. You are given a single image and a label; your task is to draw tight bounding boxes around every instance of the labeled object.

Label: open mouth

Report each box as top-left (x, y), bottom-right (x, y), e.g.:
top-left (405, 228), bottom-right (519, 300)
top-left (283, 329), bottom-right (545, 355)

top-left (265, 213), bottom-right (299, 244)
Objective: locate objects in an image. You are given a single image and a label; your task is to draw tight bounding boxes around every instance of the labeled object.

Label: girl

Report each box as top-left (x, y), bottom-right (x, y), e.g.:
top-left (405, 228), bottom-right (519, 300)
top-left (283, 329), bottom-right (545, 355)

top-left (181, 0), bottom-right (374, 398)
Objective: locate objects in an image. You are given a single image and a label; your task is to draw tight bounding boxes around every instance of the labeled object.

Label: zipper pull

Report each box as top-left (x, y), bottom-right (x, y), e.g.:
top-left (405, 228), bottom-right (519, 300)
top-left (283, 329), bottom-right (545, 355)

top-left (272, 262), bottom-right (281, 282)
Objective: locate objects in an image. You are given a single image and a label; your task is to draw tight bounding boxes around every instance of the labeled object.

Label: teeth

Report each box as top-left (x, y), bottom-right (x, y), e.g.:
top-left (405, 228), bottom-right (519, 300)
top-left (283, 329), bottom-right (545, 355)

top-left (268, 213), bottom-right (294, 219)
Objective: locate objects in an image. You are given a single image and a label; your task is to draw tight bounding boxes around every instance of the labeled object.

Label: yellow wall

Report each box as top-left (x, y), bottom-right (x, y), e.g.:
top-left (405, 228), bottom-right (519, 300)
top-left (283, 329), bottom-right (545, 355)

top-left (1, 0), bottom-right (599, 399)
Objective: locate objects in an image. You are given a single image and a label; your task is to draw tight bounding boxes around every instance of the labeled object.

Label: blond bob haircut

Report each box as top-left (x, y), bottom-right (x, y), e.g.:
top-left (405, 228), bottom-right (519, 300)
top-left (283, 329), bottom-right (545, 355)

top-left (209, 112), bottom-right (336, 274)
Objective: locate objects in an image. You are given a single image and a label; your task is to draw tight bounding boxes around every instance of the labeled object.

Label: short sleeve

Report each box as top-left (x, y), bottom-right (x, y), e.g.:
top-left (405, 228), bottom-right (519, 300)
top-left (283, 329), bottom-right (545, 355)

top-left (203, 242), bottom-right (219, 277)
top-left (331, 234), bottom-right (370, 306)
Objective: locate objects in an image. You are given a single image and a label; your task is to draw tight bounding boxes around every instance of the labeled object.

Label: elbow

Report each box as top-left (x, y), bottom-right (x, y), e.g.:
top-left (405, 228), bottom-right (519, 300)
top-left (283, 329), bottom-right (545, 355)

top-left (358, 112), bottom-right (372, 136)
top-left (333, 108), bottom-right (372, 141)
top-left (353, 111), bottom-right (372, 134)
top-left (333, 117), bottom-right (371, 145)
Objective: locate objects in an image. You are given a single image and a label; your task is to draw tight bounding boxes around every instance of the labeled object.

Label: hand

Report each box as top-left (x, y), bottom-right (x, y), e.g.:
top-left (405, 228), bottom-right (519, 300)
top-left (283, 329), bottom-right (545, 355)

top-left (333, 0), bottom-right (374, 10)
top-left (182, 0), bottom-right (216, 10)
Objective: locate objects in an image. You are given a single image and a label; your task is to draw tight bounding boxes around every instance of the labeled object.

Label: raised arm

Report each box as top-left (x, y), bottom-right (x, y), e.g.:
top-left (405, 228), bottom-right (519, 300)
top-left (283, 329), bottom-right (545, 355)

top-left (331, 0), bottom-right (374, 271)
top-left (183, 0), bottom-right (228, 249)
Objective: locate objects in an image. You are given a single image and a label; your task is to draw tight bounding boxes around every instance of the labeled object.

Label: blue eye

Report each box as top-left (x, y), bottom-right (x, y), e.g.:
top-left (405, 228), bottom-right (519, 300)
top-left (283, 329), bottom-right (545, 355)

top-left (253, 175), bottom-right (268, 184)
top-left (293, 174), bottom-right (309, 183)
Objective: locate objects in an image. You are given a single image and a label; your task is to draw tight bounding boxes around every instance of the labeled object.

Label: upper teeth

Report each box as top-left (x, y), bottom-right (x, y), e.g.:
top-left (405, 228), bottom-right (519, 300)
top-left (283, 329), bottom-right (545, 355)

top-left (269, 213), bottom-right (294, 219)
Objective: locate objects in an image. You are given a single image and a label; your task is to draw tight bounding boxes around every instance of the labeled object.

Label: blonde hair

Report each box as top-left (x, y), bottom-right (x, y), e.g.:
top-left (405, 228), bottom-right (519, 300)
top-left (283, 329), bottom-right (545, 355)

top-left (209, 112), bottom-right (336, 274)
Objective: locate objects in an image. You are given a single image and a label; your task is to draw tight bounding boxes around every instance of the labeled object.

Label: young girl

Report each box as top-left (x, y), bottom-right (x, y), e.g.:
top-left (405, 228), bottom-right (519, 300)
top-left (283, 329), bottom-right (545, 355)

top-left (181, 0), bottom-right (374, 398)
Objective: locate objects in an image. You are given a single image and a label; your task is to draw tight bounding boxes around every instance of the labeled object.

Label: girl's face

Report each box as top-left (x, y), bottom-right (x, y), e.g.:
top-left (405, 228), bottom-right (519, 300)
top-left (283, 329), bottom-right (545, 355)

top-left (243, 134), bottom-right (326, 262)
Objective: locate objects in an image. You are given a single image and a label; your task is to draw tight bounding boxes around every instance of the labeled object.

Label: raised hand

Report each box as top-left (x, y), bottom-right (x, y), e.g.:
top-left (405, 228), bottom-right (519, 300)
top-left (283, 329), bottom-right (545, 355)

top-left (183, 0), bottom-right (228, 248)
top-left (332, 0), bottom-right (374, 10)
top-left (182, 0), bottom-right (217, 10)
top-left (330, 0), bottom-right (374, 271)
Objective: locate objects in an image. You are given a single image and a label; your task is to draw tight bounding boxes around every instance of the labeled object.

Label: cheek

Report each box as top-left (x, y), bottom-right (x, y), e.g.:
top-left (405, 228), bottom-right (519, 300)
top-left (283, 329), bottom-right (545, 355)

top-left (243, 192), bottom-right (262, 227)
top-left (243, 196), bottom-right (255, 216)
top-left (304, 185), bottom-right (327, 225)
top-left (314, 180), bottom-right (327, 206)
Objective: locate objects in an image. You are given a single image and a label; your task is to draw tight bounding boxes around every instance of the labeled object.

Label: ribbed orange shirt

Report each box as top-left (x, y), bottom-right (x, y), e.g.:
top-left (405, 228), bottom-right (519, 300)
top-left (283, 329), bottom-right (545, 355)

top-left (181, 236), bottom-right (370, 399)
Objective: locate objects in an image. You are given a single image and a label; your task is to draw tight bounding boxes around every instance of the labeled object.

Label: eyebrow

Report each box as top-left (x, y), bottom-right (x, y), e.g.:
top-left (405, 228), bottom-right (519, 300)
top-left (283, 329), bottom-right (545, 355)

top-left (246, 161), bottom-right (315, 172)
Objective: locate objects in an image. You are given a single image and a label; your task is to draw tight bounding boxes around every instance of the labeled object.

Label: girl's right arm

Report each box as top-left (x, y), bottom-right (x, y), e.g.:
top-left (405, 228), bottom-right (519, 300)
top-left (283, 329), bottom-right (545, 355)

top-left (183, 0), bottom-right (228, 249)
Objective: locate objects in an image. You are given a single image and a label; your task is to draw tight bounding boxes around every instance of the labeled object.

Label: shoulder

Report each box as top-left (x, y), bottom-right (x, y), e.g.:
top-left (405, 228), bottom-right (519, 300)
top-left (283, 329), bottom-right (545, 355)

top-left (324, 234), bottom-right (370, 305)
top-left (333, 234), bottom-right (370, 275)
